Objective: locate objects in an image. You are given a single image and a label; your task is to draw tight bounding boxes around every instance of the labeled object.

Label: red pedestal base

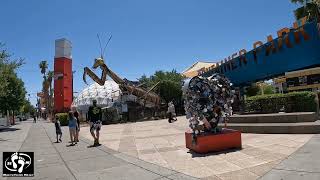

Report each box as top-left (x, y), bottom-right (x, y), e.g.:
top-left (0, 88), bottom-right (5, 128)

top-left (185, 128), bottom-right (242, 154)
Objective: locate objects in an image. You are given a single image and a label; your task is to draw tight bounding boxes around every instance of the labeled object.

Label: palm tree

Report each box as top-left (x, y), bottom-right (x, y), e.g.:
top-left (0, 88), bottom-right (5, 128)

top-left (290, 0), bottom-right (319, 20)
top-left (47, 71), bottom-right (54, 118)
top-left (47, 71), bottom-right (54, 95)
top-left (39, 61), bottom-right (48, 79)
top-left (39, 60), bottom-right (48, 118)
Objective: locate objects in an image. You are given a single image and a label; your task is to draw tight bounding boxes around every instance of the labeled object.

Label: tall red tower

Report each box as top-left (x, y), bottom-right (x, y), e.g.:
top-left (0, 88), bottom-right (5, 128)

top-left (54, 38), bottom-right (73, 113)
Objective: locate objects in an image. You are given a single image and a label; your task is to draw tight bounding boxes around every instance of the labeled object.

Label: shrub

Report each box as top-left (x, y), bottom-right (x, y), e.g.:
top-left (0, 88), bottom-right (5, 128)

top-left (55, 113), bottom-right (68, 126)
top-left (245, 91), bottom-right (317, 113)
top-left (245, 84), bottom-right (260, 97)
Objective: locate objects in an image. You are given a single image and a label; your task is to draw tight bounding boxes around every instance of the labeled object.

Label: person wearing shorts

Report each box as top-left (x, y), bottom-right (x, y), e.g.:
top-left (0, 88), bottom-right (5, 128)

top-left (88, 99), bottom-right (102, 146)
top-left (68, 111), bottom-right (77, 146)
top-left (54, 115), bottom-right (62, 143)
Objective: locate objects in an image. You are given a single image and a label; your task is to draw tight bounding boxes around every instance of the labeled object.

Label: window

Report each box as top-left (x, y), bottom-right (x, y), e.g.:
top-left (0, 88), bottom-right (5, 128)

top-left (307, 74), bottom-right (320, 85)
top-left (298, 76), bottom-right (307, 85)
top-left (286, 77), bottom-right (299, 87)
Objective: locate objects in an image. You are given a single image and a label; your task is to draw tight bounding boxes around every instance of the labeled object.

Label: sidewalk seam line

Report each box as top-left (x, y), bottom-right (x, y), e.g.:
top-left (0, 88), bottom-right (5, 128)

top-left (80, 125), bottom-right (200, 179)
top-left (16, 122), bottom-right (33, 152)
top-left (273, 168), bottom-right (320, 174)
top-left (80, 135), bottom-right (173, 179)
top-left (2, 122), bottom-right (30, 180)
top-left (65, 154), bottom-right (111, 163)
top-left (41, 122), bottom-right (78, 180)
top-left (153, 172), bottom-right (180, 180)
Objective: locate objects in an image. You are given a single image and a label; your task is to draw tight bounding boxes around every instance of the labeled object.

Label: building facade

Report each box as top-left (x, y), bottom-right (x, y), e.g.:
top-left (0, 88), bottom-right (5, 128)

top-left (274, 67), bottom-right (320, 93)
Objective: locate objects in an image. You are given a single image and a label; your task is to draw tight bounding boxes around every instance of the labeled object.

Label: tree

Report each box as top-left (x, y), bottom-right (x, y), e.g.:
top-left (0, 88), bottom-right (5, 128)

top-left (0, 44), bottom-right (24, 97)
top-left (0, 68), bottom-right (26, 113)
top-left (258, 83), bottom-right (275, 95)
top-left (290, 0), bottom-right (320, 20)
top-left (0, 43), bottom-right (26, 118)
top-left (39, 60), bottom-right (49, 118)
top-left (39, 61), bottom-right (48, 79)
top-left (245, 82), bottom-right (275, 97)
top-left (21, 99), bottom-right (36, 116)
top-left (138, 69), bottom-right (185, 113)
top-left (138, 74), bottom-right (152, 88)
top-left (47, 71), bottom-right (54, 116)
top-left (245, 84), bottom-right (260, 97)
top-left (156, 80), bottom-right (183, 103)
top-left (47, 71), bottom-right (54, 93)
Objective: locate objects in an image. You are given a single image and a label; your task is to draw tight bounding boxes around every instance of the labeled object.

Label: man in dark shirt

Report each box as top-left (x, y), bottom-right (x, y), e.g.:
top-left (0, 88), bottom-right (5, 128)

top-left (88, 99), bottom-right (102, 146)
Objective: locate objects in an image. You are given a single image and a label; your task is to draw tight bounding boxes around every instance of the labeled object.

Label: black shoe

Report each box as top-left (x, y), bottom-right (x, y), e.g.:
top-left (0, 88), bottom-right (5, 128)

top-left (59, 139), bottom-right (62, 142)
top-left (93, 139), bottom-right (101, 146)
top-left (94, 143), bottom-right (101, 146)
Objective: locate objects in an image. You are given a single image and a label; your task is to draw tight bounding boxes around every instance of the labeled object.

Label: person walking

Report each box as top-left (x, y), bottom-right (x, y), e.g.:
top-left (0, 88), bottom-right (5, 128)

top-left (54, 115), bottom-right (62, 143)
top-left (167, 101), bottom-right (177, 123)
top-left (88, 99), bottom-right (102, 146)
top-left (33, 115), bottom-right (37, 123)
top-left (68, 111), bottom-right (77, 146)
top-left (73, 108), bottom-right (80, 142)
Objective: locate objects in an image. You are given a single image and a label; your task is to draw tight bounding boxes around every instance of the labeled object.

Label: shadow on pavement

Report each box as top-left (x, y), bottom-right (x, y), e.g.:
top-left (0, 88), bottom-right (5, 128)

top-left (87, 144), bottom-right (102, 148)
top-left (0, 127), bottom-right (21, 132)
top-left (188, 147), bottom-right (242, 158)
top-left (66, 144), bottom-right (76, 147)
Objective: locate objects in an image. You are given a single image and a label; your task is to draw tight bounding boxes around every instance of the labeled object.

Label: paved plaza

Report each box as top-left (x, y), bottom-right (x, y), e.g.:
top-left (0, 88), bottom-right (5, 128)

top-left (81, 116), bottom-right (314, 179)
top-left (0, 120), bottom-right (197, 180)
top-left (261, 134), bottom-right (320, 180)
top-left (0, 118), bottom-right (318, 180)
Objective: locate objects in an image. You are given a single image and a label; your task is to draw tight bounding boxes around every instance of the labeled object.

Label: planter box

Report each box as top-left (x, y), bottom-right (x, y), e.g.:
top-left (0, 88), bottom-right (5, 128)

top-left (185, 128), bottom-right (242, 153)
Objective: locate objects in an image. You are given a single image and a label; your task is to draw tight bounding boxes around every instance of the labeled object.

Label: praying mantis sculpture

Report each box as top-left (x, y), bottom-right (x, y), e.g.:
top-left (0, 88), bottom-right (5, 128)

top-left (82, 34), bottom-right (161, 107)
top-left (83, 35), bottom-right (162, 108)
top-left (83, 57), bottom-right (161, 106)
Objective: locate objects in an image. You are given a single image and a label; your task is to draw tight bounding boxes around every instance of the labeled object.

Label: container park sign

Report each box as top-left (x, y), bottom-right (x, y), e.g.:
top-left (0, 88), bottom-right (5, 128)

top-left (200, 17), bottom-right (320, 86)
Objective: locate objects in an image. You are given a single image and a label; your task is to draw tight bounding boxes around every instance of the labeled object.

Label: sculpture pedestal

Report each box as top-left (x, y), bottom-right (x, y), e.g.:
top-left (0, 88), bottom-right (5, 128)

top-left (185, 128), bottom-right (242, 154)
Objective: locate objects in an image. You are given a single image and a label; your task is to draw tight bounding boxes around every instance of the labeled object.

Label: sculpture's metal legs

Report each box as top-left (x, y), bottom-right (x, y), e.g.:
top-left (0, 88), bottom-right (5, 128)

top-left (83, 66), bottom-right (107, 86)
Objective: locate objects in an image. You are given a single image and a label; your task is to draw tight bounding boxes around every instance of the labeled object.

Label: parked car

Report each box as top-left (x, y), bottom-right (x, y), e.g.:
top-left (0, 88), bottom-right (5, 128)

top-left (17, 115), bottom-right (27, 121)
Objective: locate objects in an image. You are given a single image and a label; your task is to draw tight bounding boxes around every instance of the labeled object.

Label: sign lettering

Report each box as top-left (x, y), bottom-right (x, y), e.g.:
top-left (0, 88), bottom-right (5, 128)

top-left (199, 16), bottom-right (312, 77)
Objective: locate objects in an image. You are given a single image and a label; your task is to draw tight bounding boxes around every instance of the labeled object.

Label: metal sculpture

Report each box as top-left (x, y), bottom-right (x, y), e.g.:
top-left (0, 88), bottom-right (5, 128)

top-left (82, 35), bottom-right (161, 107)
top-left (183, 74), bottom-right (234, 144)
top-left (83, 58), bottom-right (161, 106)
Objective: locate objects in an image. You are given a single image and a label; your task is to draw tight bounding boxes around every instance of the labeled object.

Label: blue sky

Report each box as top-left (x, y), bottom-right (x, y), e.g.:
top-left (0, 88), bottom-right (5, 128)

top-left (0, 0), bottom-right (299, 105)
